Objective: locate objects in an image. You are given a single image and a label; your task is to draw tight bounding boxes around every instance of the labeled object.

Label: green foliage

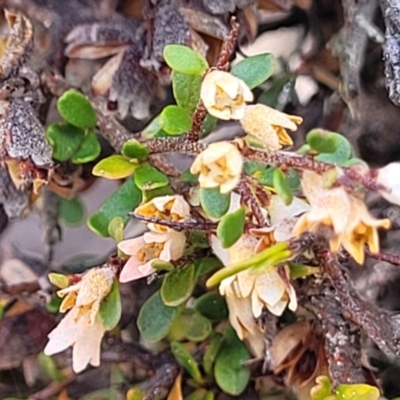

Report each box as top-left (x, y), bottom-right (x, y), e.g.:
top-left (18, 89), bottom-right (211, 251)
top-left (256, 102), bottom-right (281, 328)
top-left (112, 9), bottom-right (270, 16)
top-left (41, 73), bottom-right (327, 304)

top-left (171, 341), bottom-right (203, 383)
top-left (273, 168), bottom-right (293, 205)
top-left (311, 376), bottom-right (380, 400)
top-left (200, 188), bottom-right (230, 218)
top-left (93, 155), bottom-right (138, 180)
top-left (306, 129), bottom-right (339, 154)
top-left (99, 280), bottom-right (121, 330)
top-left (138, 291), bottom-right (182, 342)
top-left (159, 105), bottom-right (193, 135)
top-left (217, 207), bottom-right (245, 248)
top-left (214, 327), bottom-right (251, 396)
top-left (108, 216), bottom-right (124, 243)
top-left (122, 139), bottom-right (149, 159)
top-left (71, 131), bottom-right (101, 164)
top-left (161, 264), bottom-right (196, 306)
top-left (164, 44), bottom-right (208, 75)
top-left (231, 53), bottom-right (275, 89)
top-left (88, 176), bottom-right (141, 237)
top-left (203, 333), bottom-right (223, 376)
top-left (194, 292), bottom-right (228, 321)
top-left (57, 89), bottom-right (97, 129)
top-left (134, 163), bottom-right (169, 190)
top-left (172, 71), bottom-right (202, 113)
top-left (59, 196), bottom-right (84, 226)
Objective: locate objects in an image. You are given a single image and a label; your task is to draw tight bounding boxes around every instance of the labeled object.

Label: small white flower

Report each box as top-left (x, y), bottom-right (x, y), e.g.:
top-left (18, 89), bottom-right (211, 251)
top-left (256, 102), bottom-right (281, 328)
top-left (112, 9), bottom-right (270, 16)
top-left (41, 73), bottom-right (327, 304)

top-left (200, 70), bottom-right (253, 120)
top-left (190, 141), bottom-right (243, 193)
top-left (135, 195), bottom-right (191, 232)
top-left (118, 230), bottom-right (186, 282)
top-left (241, 104), bottom-right (302, 151)
top-left (44, 266), bottom-right (115, 373)
top-left (376, 162), bottom-right (400, 206)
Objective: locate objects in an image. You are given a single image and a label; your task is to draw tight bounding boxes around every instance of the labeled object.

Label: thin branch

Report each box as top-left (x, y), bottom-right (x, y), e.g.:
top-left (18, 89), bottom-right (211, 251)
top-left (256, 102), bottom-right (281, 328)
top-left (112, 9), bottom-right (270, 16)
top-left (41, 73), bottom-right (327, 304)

top-left (365, 247), bottom-right (400, 266)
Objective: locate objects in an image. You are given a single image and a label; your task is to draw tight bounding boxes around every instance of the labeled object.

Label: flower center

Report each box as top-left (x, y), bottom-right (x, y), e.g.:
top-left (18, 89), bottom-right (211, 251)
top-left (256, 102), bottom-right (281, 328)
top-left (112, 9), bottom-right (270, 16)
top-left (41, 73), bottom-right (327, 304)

top-left (137, 242), bottom-right (164, 262)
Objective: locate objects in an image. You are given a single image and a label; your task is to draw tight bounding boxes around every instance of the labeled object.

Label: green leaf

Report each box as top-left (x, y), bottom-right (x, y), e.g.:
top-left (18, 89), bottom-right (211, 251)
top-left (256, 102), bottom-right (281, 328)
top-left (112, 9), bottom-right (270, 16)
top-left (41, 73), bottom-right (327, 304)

top-left (159, 105), bottom-right (192, 136)
top-left (134, 163), bottom-right (169, 190)
top-left (92, 155), bottom-right (138, 180)
top-left (171, 341), bottom-right (203, 383)
top-left (57, 89), bottom-right (97, 129)
top-left (273, 168), bottom-right (293, 205)
top-left (181, 309), bottom-right (212, 342)
top-left (88, 176), bottom-right (141, 237)
top-left (214, 327), bottom-right (251, 396)
top-left (306, 129), bottom-right (339, 154)
top-left (231, 53), bottom-right (275, 89)
top-left (138, 290), bottom-right (181, 342)
top-left (217, 207), bottom-right (245, 248)
top-left (203, 333), bottom-right (223, 376)
top-left (46, 123), bottom-right (84, 161)
top-left (315, 134), bottom-right (352, 165)
top-left (38, 353), bottom-right (64, 382)
top-left (59, 196), bottom-right (84, 226)
top-left (258, 74), bottom-right (297, 109)
top-left (255, 167), bottom-right (275, 186)
top-left (99, 280), bottom-right (121, 330)
top-left (163, 44), bottom-right (208, 75)
top-left (200, 114), bottom-right (218, 139)
top-left (195, 257), bottom-right (222, 277)
top-left (161, 264), bottom-right (196, 307)
top-left (311, 376), bottom-right (334, 400)
top-left (200, 188), bottom-right (230, 218)
top-left (335, 384), bottom-right (380, 400)
top-left (122, 139), bottom-right (149, 159)
top-left (48, 273), bottom-right (69, 289)
top-left (195, 292), bottom-right (228, 321)
top-left (185, 389), bottom-right (208, 400)
top-left (71, 132), bottom-right (101, 164)
top-left (142, 116), bottom-right (169, 139)
top-left (172, 71), bottom-right (201, 113)
top-left (142, 186), bottom-right (174, 203)
top-left (108, 216), bottom-right (124, 243)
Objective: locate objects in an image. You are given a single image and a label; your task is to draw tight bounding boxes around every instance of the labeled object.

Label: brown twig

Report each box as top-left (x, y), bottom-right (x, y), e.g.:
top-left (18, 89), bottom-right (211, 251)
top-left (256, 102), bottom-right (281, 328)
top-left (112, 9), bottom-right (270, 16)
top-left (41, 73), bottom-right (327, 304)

top-left (132, 213), bottom-right (217, 232)
top-left (365, 247), bottom-right (400, 266)
top-left (187, 17), bottom-right (239, 142)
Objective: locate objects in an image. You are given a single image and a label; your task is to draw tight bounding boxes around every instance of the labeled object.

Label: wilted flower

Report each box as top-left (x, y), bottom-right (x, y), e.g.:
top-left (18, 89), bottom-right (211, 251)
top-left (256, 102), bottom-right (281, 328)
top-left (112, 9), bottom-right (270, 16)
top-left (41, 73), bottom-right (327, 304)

top-left (212, 235), bottom-right (297, 357)
top-left (293, 170), bottom-right (390, 264)
top-left (118, 230), bottom-right (186, 282)
top-left (190, 141), bottom-right (243, 193)
top-left (44, 266), bottom-right (115, 373)
top-left (241, 104), bottom-right (303, 150)
top-left (376, 162), bottom-right (400, 206)
top-left (135, 195), bottom-right (191, 232)
top-left (200, 70), bottom-right (253, 120)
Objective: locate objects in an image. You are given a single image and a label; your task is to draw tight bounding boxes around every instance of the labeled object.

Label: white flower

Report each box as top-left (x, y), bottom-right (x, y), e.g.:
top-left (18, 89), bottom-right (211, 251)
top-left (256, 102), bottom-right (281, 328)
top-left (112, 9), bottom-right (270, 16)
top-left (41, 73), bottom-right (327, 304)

top-left (135, 195), bottom-right (191, 232)
top-left (44, 307), bottom-right (106, 373)
top-left (44, 266), bottom-right (115, 373)
top-left (190, 141), bottom-right (243, 193)
top-left (376, 162), bottom-right (400, 206)
top-left (241, 104), bottom-right (302, 150)
top-left (118, 230), bottom-right (186, 282)
top-left (212, 235), bottom-right (297, 356)
top-left (293, 170), bottom-right (390, 264)
top-left (200, 70), bottom-right (253, 120)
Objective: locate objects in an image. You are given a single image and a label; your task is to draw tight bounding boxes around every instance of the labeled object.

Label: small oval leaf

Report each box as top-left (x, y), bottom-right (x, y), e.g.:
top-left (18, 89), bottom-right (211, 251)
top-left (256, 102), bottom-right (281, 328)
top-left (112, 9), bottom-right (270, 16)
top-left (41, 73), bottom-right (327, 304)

top-left (137, 290), bottom-right (180, 342)
top-left (134, 163), bottom-right (169, 190)
top-left (46, 123), bottom-right (84, 161)
top-left (200, 188), bottom-right (230, 218)
top-left (122, 139), bottom-right (149, 159)
top-left (159, 105), bottom-right (193, 136)
top-left (59, 196), bottom-right (84, 226)
top-left (164, 44), bottom-right (208, 75)
top-left (171, 341), bottom-right (203, 383)
top-left (195, 292), bottom-right (228, 321)
top-left (93, 155), bottom-right (138, 180)
top-left (161, 264), bottom-right (196, 307)
top-left (99, 279), bottom-right (121, 330)
top-left (172, 71), bottom-right (201, 113)
top-left (306, 129), bottom-right (339, 154)
top-left (71, 131), bottom-right (101, 164)
top-left (217, 207), bottom-right (245, 248)
top-left (231, 53), bottom-right (275, 89)
top-left (214, 327), bottom-right (251, 396)
top-left (273, 168), bottom-right (293, 206)
top-left (315, 134), bottom-right (352, 165)
top-left (57, 89), bottom-right (97, 129)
